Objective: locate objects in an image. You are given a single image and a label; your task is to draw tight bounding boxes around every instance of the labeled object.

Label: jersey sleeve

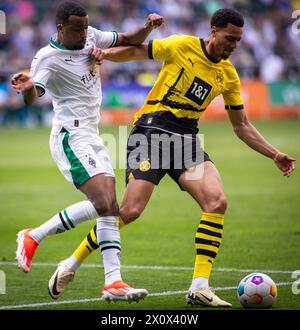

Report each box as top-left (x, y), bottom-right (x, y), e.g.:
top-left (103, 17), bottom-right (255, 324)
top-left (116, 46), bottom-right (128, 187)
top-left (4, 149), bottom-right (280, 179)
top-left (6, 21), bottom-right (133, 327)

top-left (30, 53), bottom-right (52, 97)
top-left (148, 35), bottom-right (185, 61)
top-left (222, 70), bottom-right (244, 110)
top-left (90, 26), bottom-right (118, 49)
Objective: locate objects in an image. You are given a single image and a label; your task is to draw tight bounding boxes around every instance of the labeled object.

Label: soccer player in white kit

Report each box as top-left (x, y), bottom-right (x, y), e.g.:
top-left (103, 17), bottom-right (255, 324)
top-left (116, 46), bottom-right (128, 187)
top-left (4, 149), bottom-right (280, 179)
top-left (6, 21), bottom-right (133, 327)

top-left (11, 1), bottom-right (164, 302)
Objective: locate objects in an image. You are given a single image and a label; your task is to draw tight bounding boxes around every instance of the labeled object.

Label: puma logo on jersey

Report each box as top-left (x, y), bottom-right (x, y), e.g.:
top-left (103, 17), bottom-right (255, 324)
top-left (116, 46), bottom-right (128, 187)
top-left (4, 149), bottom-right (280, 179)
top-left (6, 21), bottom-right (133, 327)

top-left (65, 57), bottom-right (74, 62)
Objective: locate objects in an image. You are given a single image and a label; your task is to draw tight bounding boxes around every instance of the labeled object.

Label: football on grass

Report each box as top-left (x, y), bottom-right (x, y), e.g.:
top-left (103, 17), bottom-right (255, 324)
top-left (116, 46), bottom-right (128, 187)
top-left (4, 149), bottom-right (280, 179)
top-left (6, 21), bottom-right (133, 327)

top-left (237, 273), bottom-right (277, 309)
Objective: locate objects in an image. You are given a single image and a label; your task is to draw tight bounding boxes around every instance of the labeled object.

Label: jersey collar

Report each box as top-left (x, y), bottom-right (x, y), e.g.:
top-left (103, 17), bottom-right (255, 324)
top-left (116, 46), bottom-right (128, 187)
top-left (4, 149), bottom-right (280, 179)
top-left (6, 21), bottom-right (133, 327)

top-left (200, 38), bottom-right (221, 63)
top-left (50, 35), bottom-right (68, 50)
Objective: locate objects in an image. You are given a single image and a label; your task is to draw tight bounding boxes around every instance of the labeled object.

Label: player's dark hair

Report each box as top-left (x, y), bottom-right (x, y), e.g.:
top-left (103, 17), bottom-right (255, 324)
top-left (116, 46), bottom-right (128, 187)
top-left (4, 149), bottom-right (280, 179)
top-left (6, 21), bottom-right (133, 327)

top-left (211, 8), bottom-right (244, 28)
top-left (56, 1), bottom-right (87, 25)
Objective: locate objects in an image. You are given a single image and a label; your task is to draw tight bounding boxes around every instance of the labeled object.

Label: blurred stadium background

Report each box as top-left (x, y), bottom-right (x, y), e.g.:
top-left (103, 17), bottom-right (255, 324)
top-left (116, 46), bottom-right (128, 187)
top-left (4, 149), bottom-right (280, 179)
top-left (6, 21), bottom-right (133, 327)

top-left (0, 0), bottom-right (300, 126)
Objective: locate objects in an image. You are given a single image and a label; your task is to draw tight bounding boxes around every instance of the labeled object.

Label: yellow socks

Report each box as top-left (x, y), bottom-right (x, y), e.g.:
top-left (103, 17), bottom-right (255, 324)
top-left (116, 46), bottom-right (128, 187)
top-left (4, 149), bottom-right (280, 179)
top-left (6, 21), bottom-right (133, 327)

top-left (193, 212), bottom-right (224, 279)
top-left (73, 224), bottom-right (98, 262)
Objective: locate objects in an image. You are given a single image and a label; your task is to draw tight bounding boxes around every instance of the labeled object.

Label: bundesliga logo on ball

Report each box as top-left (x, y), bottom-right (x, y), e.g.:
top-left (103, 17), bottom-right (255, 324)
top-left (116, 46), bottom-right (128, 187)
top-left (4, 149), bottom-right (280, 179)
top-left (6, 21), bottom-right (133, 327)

top-left (237, 273), bottom-right (277, 309)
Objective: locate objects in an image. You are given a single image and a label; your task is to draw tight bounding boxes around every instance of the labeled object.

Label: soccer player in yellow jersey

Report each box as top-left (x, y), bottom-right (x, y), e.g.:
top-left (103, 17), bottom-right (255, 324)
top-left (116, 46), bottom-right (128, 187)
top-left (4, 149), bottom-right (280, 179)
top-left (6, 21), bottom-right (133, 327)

top-left (48, 8), bottom-right (295, 307)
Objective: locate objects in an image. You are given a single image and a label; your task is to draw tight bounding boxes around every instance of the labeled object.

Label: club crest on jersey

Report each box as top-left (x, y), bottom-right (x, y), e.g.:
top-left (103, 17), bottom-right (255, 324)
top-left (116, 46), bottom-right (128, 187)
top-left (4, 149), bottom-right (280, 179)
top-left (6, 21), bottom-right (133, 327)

top-left (215, 70), bottom-right (224, 85)
top-left (139, 159), bottom-right (151, 172)
top-left (89, 157), bottom-right (96, 168)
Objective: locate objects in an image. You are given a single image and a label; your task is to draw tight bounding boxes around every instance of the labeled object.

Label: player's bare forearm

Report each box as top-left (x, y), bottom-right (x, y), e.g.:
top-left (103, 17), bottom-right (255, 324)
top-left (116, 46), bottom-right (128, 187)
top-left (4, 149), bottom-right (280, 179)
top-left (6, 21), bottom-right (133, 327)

top-left (11, 72), bottom-right (37, 106)
top-left (234, 120), bottom-right (279, 159)
top-left (228, 109), bottom-right (295, 176)
top-left (235, 123), bottom-right (295, 176)
top-left (117, 28), bottom-right (154, 46)
top-left (228, 109), bottom-right (278, 158)
top-left (22, 87), bottom-right (38, 106)
top-left (116, 13), bottom-right (164, 46)
top-left (103, 45), bottom-right (148, 62)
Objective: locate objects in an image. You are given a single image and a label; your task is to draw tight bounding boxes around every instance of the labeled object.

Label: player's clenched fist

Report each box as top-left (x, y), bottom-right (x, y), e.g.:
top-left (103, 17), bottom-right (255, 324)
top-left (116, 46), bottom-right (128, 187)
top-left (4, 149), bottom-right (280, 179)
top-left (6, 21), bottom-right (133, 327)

top-left (88, 47), bottom-right (104, 65)
top-left (11, 72), bottom-right (34, 93)
top-left (145, 13), bottom-right (165, 29)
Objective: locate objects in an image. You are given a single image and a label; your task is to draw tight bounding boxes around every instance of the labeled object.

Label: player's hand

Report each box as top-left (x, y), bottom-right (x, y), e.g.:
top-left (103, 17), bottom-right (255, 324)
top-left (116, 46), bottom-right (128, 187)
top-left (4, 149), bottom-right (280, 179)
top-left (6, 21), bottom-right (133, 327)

top-left (88, 47), bottom-right (104, 65)
top-left (11, 72), bottom-right (34, 93)
top-left (273, 152), bottom-right (296, 177)
top-left (145, 13), bottom-right (165, 29)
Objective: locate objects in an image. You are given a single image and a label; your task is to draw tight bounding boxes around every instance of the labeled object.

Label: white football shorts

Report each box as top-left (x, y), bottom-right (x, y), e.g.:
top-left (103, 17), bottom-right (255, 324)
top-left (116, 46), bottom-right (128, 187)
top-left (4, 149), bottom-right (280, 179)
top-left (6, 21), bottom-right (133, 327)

top-left (50, 125), bottom-right (114, 188)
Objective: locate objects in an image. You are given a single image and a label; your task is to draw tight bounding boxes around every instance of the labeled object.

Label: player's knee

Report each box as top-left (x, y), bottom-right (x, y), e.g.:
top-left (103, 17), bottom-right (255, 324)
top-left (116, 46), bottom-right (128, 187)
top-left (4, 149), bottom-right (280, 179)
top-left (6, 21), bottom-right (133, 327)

top-left (204, 194), bottom-right (227, 214)
top-left (92, 198), bottom-right (119, 216)
top-left (119, 205), bottom-right (141, 224)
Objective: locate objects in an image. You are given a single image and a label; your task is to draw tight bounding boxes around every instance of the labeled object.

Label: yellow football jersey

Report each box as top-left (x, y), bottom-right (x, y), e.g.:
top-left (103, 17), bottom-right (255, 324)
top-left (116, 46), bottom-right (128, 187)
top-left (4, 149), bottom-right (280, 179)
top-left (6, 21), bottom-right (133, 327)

top-left (133, 34), bottom-right (243, 131)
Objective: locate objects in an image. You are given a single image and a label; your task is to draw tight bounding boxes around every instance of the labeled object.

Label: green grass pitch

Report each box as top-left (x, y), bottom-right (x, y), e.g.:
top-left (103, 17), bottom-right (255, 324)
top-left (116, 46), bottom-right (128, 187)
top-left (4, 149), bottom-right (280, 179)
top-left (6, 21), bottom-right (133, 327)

top-left (0, 118), bottom-right (299, 310)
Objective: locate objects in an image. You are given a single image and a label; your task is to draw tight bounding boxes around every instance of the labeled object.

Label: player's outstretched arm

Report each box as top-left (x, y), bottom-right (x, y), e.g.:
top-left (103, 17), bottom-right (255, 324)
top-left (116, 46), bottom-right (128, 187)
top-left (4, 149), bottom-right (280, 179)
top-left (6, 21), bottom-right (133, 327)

top-left (103, 45), bottom-right (149, 62)
top-left (227, 108), bottom-right (296, 177)
top-left (11, 72), bottom-right (42, 106)
top-left (116, 13), bottom-right (164, 46)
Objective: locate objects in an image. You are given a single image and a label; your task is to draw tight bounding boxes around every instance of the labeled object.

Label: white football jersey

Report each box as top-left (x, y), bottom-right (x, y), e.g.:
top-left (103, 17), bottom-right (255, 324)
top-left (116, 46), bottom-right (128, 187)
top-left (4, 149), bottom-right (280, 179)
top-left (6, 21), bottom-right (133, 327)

top-left (30, 26), bottom-right (118, 128)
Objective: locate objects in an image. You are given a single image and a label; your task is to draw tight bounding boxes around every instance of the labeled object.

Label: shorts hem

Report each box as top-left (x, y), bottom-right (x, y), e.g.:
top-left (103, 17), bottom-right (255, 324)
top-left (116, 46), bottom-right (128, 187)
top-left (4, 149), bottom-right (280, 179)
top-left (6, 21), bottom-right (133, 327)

top-left (74, 171), bottom-right (115, 188)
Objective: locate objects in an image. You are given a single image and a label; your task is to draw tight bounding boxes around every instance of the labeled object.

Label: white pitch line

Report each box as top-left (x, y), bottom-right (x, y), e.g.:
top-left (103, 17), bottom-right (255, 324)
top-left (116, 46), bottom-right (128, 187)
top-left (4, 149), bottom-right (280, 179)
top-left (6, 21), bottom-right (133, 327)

top-left (0, 282), bottom-right (293, 310)
top-left (0, 261), bottom-right (192, 271)
top-left (0, 261), bottom-right (295, 274)
top-left (214, 267), bottom-right (294, 275)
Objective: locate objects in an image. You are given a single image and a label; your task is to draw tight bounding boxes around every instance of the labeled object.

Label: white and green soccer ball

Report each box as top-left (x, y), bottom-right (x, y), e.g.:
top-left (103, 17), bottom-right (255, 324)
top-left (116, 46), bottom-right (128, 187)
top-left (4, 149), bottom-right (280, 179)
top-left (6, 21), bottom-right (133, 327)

top-left (237, 273), bottom-right (277, 309)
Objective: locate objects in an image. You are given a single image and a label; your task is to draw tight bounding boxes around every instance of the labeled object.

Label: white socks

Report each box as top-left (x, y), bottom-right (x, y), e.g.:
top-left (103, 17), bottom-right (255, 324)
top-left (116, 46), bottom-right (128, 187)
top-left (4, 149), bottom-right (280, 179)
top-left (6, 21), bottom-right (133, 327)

top-left (96, 216), bottom-right (122, 285)
top-left (191, 277), bottom-right (209, 290)
top-left (29, 201), bottom-right (122, 286)
top-left (29, 200), bottom-right (98, 244)
top-left (64, 255), bottom-right (82, 271)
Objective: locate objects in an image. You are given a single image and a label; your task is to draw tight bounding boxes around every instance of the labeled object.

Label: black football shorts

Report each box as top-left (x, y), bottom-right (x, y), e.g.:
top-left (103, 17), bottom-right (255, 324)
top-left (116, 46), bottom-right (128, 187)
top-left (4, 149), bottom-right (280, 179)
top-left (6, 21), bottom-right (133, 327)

top-left (125, 126), bottom-right (212, 190)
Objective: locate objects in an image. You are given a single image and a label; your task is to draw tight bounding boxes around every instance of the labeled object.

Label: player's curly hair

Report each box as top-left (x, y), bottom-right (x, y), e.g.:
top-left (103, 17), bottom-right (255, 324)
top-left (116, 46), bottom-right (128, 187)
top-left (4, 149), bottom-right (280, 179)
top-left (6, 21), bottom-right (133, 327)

top-left (56, 1), bottom-right (87, 25)
top-left (211, 8), bottom-right (244, 28)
